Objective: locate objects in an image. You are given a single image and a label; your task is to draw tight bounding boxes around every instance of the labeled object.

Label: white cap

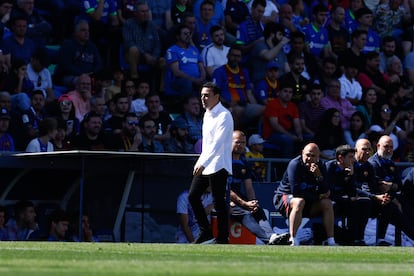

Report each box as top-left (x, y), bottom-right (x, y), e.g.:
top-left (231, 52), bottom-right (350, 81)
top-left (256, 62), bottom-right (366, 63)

top-left (248, 134), bottom-right (265, 146)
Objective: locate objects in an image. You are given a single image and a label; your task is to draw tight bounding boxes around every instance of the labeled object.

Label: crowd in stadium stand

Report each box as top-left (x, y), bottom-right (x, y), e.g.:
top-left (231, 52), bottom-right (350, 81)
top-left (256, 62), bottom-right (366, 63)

top-left (1, 0), bottom-right (414, 245)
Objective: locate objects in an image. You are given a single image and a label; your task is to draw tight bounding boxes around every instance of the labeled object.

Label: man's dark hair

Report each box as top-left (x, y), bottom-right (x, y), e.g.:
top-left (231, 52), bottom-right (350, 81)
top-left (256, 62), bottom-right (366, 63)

top-left (290, 31), bottom-right (305, 42)
top-left (252, 0), bottom-right (266, 9)
top-left (209, 25), bottom-right (223, 36)
top-left (123, 112), bottom-right (138, 122)
top-left (351, 29), bottom-right (368, 40)
top-left (48, 209), bottom-right (70, 226)
top-left (14, 200), bottom-right (34, 217)
top-left (263, 22), bottom-right (284, 39)
top-left (175, 24), bottom-right (190, 37)
top-left (365, 51), bottom-right (379, 61)
top-left (202, 82), bottom-right (221, 95)
top-left (335, 144), bottom-right (355, 160)
top-left (313, 4), bottom-right (328, 15)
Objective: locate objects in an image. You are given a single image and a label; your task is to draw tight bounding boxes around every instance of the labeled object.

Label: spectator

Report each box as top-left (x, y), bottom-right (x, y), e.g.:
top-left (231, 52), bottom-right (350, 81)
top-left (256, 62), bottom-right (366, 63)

top-left (89, 95), bottom-right (106, 119)
top-left (176, 187), bottom-right (213, 243)
top-left (224, 0), bottom-right (250, 37)
top-left (47, 208), bottom-right (70, 241)
top-left (339, 59), bottom-right (363, 106)
top-left (369, 103), bottom-right (406, 152)
top-left (165, 117), bottom-right (194, 153)
top-left (354, 7), bottom-right (380, 53)
top-left (200, 25), bottom-right (230, 79)
top-left (279, 54), bottom-right (310, 104)
top-left (81, 0), bottom-right (120, 68)
top-left (326, 5), bottom-right (349, 60)
top-left (122, 1), bottom-right (163, 80)
top-left (71, 111), bottom-right (108, 150)
top-left (106, 112), bottom-right (142, 151)
top-left (274, 142), bottom-right (337, 246)
top-left (12, 90), bottom-right (47, 150)
top-left (356, 87), bottom-right (377, 127)
top-left (0, 204), bottom-right (8, 240)
top-left (253, 61), bottom-right (280, 105)
top-left (192, 0), bottom-right (224, 27)
top-left (53, 94), bottom-right (80, 143)
top-left (230, 130), bottom-right (290, 244)
top-left (262, 82), bottom-right (303, 158)
top-left (338, 29), bottom-right (367, 72)
top-left (104, 67), bottom-right (125, 102)
top-left (298, 83), bottom-right (325, 140)
top-left (236, 0), bottom-right (266, 56)
top-left (147, 0), bottom-right (173, 37)
top-left (130, 79), bottom-right (149, 119)
top-left (171, 0), bottom-right (191, 26)
top-left (103, 92), bottom-right (130, 134)
top-left (289, 0), bottom-right (309, 32)
top-left (373, 0), bottom-right (411, 42)
top-left (368, 135), bottom-right (414, 245)
top-left (10, 0), bottom-right (52, 47)
top-left (320, 79), bottom-right (355, 130)
top-left (0, 107), bottom-right (14, 152)
top-left (344, 111), bottom-right (368, 148)
top-left (52, 119), bottom-right (71, 151)
top-left (0, 0), bottom-right (13, 39)
top-left (288, 31), bottom-right (318, 80)
top-left (138, 117), bottom-right (164, 152)
top-left (4, 58), bottom-right (33, 112)
top-left (313, 108), bottom-right (345, 160)
top-left (249, 22), bottom-right (289, 85)
top-left (25, 116), bottom-right (57, 152)
top-left (344, 0), bottom-right (364, 34)
top-left (379, 36), bottom-right (398, 74)
top-left (302, 4), bottom-right (331, 59)
top-left (212, 45), bottom-right (264, 130)
top-left (194, 0), bottom-right (216, 50)
top-left (245, 134), bottom-right (266, 182)
top-left (174, 95), bottom-right (202, 145)
top-left (315, 57), bottom-right (340, 93)
top-left (67, 74), bottom-right (93, 122)
top-left (54, 19), bottom-right (103, 88)
top-left (278, 3), bottom-right (298, 37)
top-left (6, 200), bottom-right (39, 240)
top-left (26, 47), bottom-right (54, 104)
top-left (140, 93), bottom-right (172, 144)
top-left (117, 0), bottom-right (139, 25)
top-left (325, 144), bottom-right (371, 245)
top-left (165, 24), bottom-right (206, 106)
top-left (1, 17), bottom-right (36, 69)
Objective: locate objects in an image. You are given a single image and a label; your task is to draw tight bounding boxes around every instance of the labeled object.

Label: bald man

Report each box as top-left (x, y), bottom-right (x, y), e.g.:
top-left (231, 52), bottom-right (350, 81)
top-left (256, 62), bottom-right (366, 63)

top-left (274, 142), bottom-right (336, 246)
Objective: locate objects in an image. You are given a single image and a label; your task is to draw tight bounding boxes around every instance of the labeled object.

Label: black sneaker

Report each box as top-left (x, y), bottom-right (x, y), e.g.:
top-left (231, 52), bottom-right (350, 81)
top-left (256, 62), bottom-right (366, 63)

top-left (192, 232), bottom-right (215, 244)
top-left (376, 240), bottom-right (392, 246)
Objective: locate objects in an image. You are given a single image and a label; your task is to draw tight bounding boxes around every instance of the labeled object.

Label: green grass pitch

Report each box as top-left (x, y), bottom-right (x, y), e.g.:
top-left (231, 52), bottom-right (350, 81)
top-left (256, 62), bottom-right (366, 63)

top-left (0, 242), bottom-right (413, 275)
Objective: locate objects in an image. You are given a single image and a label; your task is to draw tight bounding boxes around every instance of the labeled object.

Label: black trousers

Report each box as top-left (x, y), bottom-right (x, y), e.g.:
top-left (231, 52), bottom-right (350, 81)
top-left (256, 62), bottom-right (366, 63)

top-left (188, 169), bottom-right (229, 241)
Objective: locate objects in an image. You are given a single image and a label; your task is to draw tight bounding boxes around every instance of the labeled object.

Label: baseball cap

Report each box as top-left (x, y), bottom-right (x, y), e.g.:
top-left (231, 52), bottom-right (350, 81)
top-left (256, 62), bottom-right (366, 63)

top-left (0, 107), bottom-right (10, 120)
top-left (171, 118), bottom-right (189, 129)
top-left (266, 61), bottom-right (279, 70)
top-left (248, 134), bottom-right (265, 146)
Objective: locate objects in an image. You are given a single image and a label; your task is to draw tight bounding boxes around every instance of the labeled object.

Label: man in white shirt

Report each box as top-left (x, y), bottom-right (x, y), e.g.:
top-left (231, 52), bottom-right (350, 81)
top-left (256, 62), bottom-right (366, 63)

top-left (339, 60), bottom-right (362, 106)
top-left (200, 25), bottom-right (230, 79)
top-left (189, 82), bottom-right (234, 244)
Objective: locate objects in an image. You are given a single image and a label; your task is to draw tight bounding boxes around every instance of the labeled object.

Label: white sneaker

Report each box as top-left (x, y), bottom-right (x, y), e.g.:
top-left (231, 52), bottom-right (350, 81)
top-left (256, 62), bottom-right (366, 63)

top-left (322, 239), bottom-right (338, 246)
top-left (268, 232), bottom-right (290, 245)
top-left (290, 237), bottom-right (300, 246)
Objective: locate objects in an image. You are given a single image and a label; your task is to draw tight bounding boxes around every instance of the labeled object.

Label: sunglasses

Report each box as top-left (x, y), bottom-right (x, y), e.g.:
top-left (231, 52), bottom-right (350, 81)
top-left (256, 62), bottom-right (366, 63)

top-left (382, 108), bottom-right (392, 113)
top-left (60, 100), bottom-right (72, 106)
top-left (127, 121), bottom-right (139, 126)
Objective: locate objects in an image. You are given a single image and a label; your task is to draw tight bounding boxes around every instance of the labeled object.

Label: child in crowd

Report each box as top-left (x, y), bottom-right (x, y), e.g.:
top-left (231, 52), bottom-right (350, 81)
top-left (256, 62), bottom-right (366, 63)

top-left (105, 68), bottom-right (125, 102)
top-left (254, 62), bottom-right (280, 105)
top-left (246, 134), bottom-right (267, 182)
top-left (130, 79), bottom-right (150, 119)
top-left (25, 117), bottom-right (58, 152)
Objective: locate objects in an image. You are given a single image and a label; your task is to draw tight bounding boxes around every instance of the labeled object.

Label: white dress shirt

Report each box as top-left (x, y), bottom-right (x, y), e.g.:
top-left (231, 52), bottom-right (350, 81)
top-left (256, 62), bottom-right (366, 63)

top-left (195, 102), bottom-right (233, 175)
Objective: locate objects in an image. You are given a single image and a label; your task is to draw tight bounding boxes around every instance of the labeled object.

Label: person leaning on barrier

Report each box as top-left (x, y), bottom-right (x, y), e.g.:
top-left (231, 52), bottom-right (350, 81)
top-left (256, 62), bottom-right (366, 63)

top-left (274, 142), bottom-right (337, 246)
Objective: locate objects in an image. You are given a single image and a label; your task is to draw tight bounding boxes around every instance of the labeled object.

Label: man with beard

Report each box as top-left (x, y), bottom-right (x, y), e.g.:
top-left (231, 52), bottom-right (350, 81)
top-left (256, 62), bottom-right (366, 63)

top-left (212, 45), bottom-right (264, 130)
top-left (165, 117), bottom-right (194, 153)
top-left (279, 54), bottom-right (310, 104)
top-left (122, 1), bottom-right (163, 80)
top-left (249, 21), bottom-right (290, 85)
top-left (106, 112), bottom-right (142, 151)
top-left (368, 135), bottom-right (414, 245)
top-left (71, 111), bottom-right (108, 150)
top-left (200, 25), bottom-right (230, 79)
top-left (138, 117), bottom-right (164, 153)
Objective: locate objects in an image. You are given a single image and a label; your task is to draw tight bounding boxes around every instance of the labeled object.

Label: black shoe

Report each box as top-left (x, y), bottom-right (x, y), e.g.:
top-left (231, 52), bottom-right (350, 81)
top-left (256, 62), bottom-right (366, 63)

top-left (214, 238), bottom-right (229, 244)
top-left (352, 240), bottom-right (367, 246)
top-left (376, 240), bottom-right (392, 246)
top-left (268, 232), bottom-right (291, 245)
top-left (192, 232), bottom-right (214, 244)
